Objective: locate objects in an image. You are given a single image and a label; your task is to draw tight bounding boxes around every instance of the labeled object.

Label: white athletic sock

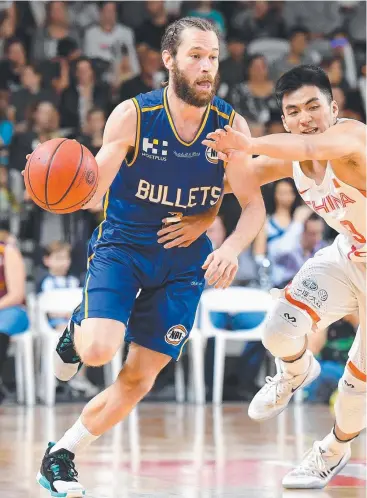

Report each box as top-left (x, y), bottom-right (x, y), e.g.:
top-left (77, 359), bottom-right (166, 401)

top-left (281, 349), bottom-right (312, 376)
top-left (50, 418), bottom-right (99, 454)
top-left (320, 430), bottom-right (352, 455)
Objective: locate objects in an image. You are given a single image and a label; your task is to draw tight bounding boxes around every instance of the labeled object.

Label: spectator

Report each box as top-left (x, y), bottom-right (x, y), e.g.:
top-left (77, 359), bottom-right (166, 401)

top-left (271, 27), bottom-right (321, 80)
top-left (59, 57), bottom-right (111, 132)
top-left (135, 1), bottom-right (173, 53)
top-left (31, 1), bottom-right (81, 62)
top-left (257, 179), bottom-right (308, 287)
top-left (283, 1), bottom-right (342, 38)
top-left (272, 212), bottom-right (325, 288)
top-left (9, 101), bottom-right (61, 172)
top-left (305, 314), bottom-right (358, 403)
top-left (322, 56), bottom-right (350, 93)
top-left (0, 166), bottom-right (18, 216)
top-left (230, 1), bottom-right (285, 42)
top-left (119, 47), bottom-right (162, 102)
top-left (84, 1), bottom-right (140, 83)
top-left (0, 37), bottom-right (27, 91)
top-left (187, 1), bottom-right (226, 36)
top-left (329, 29), bottom-right (358, 89)
top-left (37, 241), bottom-right (99, 398)
top-left (0, 89), bottom-right (13, 166)
top-left (8, 63), bottom-right (58, 132)
top-left (78, 107), bottom-right (106, 157)
top-left (228, 54), bottom-right (277, 126)
top-left (0, 220), bottom-right (29, 404)
top-left (219, 30), bottom-right (247, 88)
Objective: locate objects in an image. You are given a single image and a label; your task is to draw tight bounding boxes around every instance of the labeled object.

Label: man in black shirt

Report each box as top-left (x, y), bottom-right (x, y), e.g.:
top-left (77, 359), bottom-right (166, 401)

top-left (135, 1), bottom-right (173, 52)
top-left (119, 46), bottom-right (162, 101)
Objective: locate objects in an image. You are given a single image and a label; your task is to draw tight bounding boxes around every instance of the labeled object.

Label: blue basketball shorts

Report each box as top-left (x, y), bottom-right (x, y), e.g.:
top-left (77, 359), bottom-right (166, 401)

top-left (73, 226), bottom-right (212, 360)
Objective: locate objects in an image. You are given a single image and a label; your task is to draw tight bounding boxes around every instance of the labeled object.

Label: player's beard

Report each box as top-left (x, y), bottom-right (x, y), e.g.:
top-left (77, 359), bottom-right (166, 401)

top-left (171, 61), bottom-right (219, 108)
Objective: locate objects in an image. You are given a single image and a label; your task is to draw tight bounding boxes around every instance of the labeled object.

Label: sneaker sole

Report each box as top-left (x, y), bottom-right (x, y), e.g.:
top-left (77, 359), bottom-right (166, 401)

top-left (248, 359), bottom-right (321, 422)
top-left (37, 472), bottom-right (85, 497)
top-left (282, 451), bottom-right (351, 489)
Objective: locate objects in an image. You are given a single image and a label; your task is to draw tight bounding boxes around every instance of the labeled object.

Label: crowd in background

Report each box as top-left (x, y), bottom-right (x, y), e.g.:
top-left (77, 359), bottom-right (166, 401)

top-left (0, 1), bottom-right (365, 403)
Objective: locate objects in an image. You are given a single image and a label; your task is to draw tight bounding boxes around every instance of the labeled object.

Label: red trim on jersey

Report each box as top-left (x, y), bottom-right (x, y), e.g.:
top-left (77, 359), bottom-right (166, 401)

top-left (284, 285), bottom-right (320, 323)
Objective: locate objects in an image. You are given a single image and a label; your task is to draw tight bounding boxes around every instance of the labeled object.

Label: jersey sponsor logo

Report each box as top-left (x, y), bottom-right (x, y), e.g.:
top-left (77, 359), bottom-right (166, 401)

top-left (135, 179), bottom-right (222, 209)
top-left (142, 137), bottom-right (168, 161)
top-left (165, 325), bottom-right (188, 346)
top-left (173, 151), bottom-right (200, 159)
top-left (304, 192), bottom-right (356, 214)
top-left (318, 289), bottom-right (328, 301)
top-left (205, 146), bottom-right (218, 164)
top-left (302, 278), bottom-right (318, 291)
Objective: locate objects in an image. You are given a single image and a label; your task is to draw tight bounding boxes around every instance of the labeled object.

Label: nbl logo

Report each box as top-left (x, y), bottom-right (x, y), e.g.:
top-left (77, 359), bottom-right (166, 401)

top-left (205, 146), bottom-right (218, 164)
top-left (164, 325), bottom-right (188, 346)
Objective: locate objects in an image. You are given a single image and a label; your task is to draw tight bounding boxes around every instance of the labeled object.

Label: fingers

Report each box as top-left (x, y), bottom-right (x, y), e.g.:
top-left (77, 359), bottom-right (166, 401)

top-left (202, 139), bottom-right (218, 150)
top-left (157, 223), bottom-right (183, 242)
top-left (163, 235), bottom-right (189, 249)
top-left (26, 154), bottom-right (30, 160)
top-left (214, 265), bottom-right (238, 289)
top-left (206, 260), bottom-right (228, 286)
top-left (202, 252), bottom-right (214, 270)
top-left (157, 224), bottom-right (183, 244)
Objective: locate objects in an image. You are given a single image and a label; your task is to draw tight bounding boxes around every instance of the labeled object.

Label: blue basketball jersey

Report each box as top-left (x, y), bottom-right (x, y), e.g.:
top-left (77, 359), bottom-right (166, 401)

top-left (100, 87), bottom-right (235, 243)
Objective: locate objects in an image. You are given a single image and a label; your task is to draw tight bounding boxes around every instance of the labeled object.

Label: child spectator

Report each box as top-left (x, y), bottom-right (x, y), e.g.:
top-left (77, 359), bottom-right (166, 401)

top-left (37, 241), bottom-right (98, 398)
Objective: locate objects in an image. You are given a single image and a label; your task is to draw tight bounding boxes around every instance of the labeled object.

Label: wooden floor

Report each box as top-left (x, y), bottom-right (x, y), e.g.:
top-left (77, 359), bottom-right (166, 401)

top-left (0, 403), bottom-right (365, 497)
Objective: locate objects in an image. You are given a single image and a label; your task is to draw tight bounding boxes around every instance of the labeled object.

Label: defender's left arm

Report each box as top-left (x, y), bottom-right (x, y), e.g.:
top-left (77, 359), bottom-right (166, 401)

top-left (249, 121), bottom-right (366, 161)
top-left (203, 115), bottom-right (266, 288)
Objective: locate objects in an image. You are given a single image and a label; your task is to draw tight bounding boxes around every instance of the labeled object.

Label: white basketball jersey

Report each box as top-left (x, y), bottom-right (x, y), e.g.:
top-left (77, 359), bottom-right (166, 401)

top-left (293, 160), bottom-right (366, 262)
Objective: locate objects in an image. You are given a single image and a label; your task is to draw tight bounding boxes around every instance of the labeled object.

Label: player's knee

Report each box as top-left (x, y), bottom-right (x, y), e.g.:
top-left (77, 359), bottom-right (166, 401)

top-left (335, 366), bottom-right (367, 434)
top-left (81, 343), bottom-right (117, 367)
top-left (262, 299), bottom-right (312, 357)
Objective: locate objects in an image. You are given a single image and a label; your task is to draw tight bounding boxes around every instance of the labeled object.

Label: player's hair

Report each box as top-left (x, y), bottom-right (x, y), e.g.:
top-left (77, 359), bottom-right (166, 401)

top-left (44, 241), bottom-right (71, 257)
top-left (161, 17), bottom-right (219, 57)
top-left (275, 64), bottom-right (333, 110)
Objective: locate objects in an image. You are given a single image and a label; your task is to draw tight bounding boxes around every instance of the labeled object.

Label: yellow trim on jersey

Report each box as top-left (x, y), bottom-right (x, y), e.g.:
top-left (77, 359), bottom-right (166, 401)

top-left (84, 274), bottom-right (91, 319)
top-left (126, 97), bottom-right (141, 167)
top-left (163, 87), bottom-right (210, 147)
top-left (97, 188), bottom-right (110, 240)
top-left (177, 337), bottom-right (190, 361)
top-left (142, 105), bottom-right (164, 113)
top-left (229, 109), bottom-right (236, 126)
top-left (210, 105), bottom-right (229, 120)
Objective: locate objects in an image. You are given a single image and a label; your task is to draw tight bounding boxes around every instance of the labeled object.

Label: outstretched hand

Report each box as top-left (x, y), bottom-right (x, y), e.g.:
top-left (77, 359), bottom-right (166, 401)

top-left (202, 125), bottom-right (251, 161)
top-left (202, 246), bottom-right (238, 289)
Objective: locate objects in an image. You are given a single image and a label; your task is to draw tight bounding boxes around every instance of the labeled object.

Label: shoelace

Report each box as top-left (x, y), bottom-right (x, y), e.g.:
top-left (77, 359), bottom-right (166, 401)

top-left (48, 453), bottom-right (78, 482)
top-left (295, 443), bottom-right (329, 477)
top-left (262, 359), bottom-right (294, 404)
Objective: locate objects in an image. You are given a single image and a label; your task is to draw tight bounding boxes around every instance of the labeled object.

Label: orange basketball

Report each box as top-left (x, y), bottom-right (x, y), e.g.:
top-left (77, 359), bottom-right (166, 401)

top-left (24, 138), bottom-right (98, 214)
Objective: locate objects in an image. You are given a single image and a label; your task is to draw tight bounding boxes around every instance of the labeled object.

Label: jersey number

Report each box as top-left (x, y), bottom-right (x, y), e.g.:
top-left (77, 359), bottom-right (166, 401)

top-left (341, 220), bottom-right (366, 244)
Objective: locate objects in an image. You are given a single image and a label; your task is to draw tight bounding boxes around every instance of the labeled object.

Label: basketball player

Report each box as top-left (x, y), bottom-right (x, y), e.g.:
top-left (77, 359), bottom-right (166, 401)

top-left (36, 18), bottom-right (265, 497)
top-left (200, 65), bottom-right (366, 489)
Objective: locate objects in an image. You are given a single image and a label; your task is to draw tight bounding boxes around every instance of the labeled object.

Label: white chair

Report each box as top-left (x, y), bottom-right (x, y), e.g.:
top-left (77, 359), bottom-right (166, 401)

top-left (247, 38), bottom-right (290, 64)
top-left (200, 286), bottom-right (273, 404)
top-left (175, 322), bottom-right (206, 404)
top-left (9, 294), bottom-right (36, 406)
top-left (37, 288), bottom-right (123, 406)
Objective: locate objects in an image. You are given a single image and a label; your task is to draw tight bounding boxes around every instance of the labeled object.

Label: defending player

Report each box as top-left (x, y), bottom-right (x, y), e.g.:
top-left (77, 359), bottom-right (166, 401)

top-left (36, 18), bottom-right (265, 497)
top-left (200, 65), bottom-right (366, 489)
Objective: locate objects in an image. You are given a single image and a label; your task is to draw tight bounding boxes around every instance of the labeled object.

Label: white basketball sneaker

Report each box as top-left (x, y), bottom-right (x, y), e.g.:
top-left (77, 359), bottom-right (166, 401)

top-left (282, 440), bottom-right (351, 489)
top-left (248, 351), bottom-right (320, 421)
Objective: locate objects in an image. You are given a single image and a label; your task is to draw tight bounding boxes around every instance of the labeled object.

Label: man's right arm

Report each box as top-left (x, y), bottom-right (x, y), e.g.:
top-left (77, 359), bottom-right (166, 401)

top-left (82, 99), bottom-right (137, 210)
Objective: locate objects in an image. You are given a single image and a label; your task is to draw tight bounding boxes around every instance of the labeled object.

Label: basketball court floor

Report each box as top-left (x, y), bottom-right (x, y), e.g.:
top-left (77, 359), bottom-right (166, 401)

top-left (0, 403), bottom-right (365, 497)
